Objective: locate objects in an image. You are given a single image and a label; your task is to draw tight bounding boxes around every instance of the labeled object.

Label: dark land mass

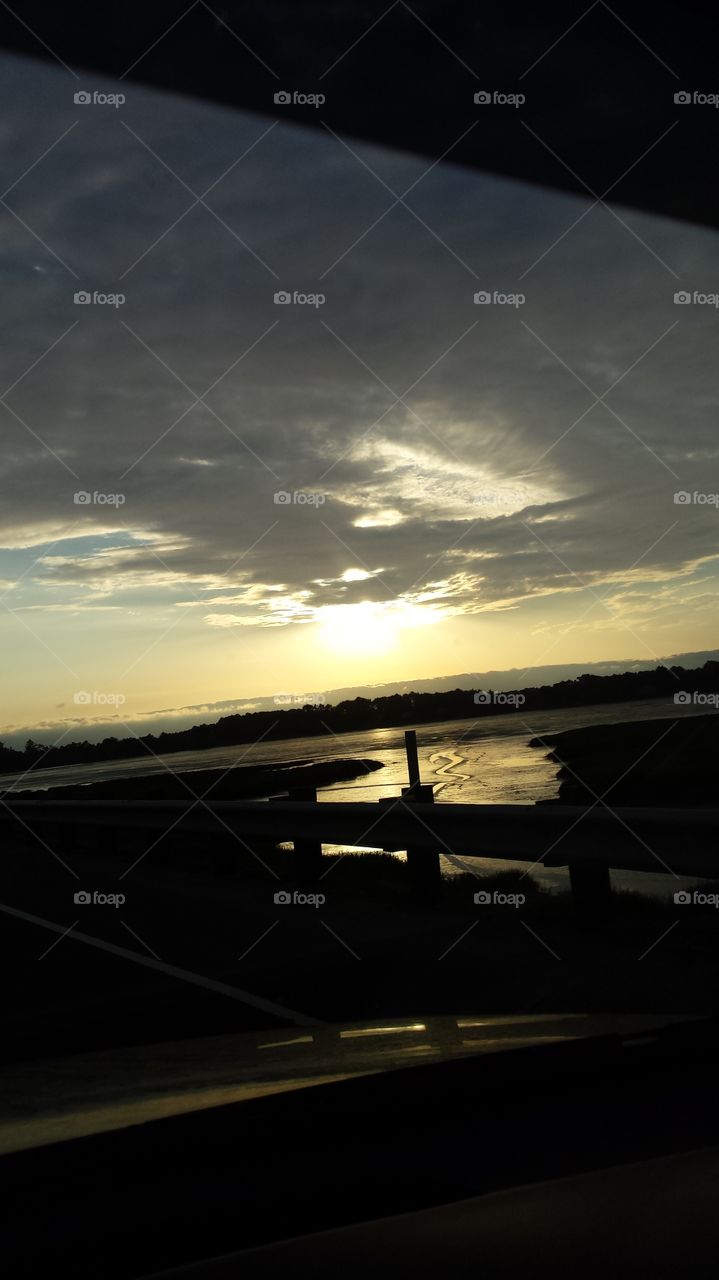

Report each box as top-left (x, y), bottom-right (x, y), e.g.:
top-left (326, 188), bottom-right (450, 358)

top-left (531, 714), bottom-right (719, 807)
top-left (1, 757), bottom-right (384, 803)
top-left (2, 844), bottom-right (719, 1067)
top-left (3, 660), bottom-right (719, 777)
top-left (4, 694), bottom-right (719, 1064)
top-left (2, 725), bottom-right (719, 1062)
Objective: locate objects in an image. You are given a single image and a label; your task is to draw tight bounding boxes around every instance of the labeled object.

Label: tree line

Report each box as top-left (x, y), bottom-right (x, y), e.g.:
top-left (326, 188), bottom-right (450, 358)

top-left (1, 660), bottom-right (717, 776)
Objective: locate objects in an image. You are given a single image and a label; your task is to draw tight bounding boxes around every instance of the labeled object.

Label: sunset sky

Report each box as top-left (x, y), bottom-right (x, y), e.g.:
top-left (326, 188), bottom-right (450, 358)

top-left (1, 50), bottom-right (718, 741)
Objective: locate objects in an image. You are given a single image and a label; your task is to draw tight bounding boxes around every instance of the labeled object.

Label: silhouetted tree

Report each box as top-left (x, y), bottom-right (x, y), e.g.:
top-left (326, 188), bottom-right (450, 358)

top-left (1, 661), bottom-right (717, 778)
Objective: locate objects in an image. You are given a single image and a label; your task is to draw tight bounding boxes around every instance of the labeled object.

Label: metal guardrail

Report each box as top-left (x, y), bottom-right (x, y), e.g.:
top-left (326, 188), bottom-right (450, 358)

top-left (2, 731), bottom-right (718, 911)
top-left (2, 796), bottom-right (718, 867)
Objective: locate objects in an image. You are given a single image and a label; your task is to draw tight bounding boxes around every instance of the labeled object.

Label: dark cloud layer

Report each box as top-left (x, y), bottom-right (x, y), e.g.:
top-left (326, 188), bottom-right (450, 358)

top-left (0, 50), bottom-right (718, 726)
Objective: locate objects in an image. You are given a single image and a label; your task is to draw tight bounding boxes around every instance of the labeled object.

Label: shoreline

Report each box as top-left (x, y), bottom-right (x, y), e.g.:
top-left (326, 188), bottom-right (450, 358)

top-left (0, 695), bottom-right (701, 798)
top-left (531, 713), bottom-right (719, 807)
top-left (1, 757), bottom-right (385, 804)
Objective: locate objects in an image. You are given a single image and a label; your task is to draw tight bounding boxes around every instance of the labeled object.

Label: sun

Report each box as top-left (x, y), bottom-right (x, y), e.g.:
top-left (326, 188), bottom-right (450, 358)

top-left (317, 601), bottom-right (400, 656)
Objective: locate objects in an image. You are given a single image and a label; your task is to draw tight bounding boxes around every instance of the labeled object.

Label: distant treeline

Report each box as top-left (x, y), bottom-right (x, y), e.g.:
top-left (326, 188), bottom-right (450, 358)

top-left (2, 661), bottom-right (718, 777)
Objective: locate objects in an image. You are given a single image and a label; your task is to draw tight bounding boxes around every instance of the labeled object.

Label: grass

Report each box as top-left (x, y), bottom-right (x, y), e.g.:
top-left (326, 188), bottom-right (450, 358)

top-left (5, 830), bottom-right (719, 1048)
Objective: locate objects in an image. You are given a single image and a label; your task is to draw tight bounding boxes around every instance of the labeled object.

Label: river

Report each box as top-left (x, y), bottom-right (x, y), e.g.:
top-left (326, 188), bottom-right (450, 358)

top-left (0, 696), bottom-right (706, 897)
top-left (0, 695), bottom-right (702, 801)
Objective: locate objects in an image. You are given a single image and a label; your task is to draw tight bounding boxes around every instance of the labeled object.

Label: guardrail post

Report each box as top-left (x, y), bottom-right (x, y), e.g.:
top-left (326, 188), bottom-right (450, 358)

top-left (568, 860), bottom-right (612, 922)
top-left (405, 728), bottom-right (421, 788)
top-left (289, 787), bottom-right (323, 884)
top-left (402, 730), bottom-right (442, 903)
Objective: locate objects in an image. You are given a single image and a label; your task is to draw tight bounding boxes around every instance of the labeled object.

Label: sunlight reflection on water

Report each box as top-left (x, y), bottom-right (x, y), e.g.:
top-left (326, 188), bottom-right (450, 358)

top-left (0, 698), bottom-right (704, 900)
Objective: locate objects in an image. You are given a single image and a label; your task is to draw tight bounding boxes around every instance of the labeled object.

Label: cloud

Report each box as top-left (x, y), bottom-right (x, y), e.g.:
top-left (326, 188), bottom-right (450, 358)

top-left (0, 49), bottom-right (717, 700)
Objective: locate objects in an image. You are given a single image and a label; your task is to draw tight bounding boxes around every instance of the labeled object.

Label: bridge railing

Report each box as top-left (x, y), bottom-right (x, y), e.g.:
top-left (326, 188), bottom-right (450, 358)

top-left (2, 731), bottom-right (717, 914)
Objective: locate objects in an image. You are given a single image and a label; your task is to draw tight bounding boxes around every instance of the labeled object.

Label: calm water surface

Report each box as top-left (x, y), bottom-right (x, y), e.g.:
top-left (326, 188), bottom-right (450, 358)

top-left (0, 695), bottom-right (701, 801)
top-left (0, 697), bottom-right (706, 898)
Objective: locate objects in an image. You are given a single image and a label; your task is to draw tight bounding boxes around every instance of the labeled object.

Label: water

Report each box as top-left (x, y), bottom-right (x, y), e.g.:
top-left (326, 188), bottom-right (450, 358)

top-left (1, 697), bottom-right (706, 898)
top-left (0, 696), bottom-right (702, 801)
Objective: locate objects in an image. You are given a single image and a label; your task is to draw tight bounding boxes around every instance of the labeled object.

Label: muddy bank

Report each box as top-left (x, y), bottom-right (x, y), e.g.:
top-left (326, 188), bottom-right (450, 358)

top-left (3, 757), bottom-right (384, 804)
top-left (530, 714), bottom-right (719, 806)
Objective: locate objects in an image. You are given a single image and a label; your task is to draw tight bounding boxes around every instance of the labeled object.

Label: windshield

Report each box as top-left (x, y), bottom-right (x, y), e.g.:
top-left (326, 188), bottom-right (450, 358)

top-left (0, 5), bottom-right (717, 1120)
